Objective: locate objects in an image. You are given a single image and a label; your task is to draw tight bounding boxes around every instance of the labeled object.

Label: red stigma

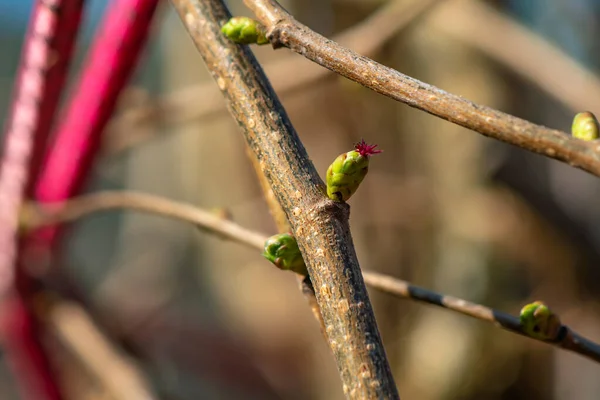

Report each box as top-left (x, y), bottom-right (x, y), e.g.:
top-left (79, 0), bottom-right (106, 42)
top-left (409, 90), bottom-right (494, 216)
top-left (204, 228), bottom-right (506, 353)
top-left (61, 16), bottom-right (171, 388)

top-left (354, 139), bottom-right (382, 157)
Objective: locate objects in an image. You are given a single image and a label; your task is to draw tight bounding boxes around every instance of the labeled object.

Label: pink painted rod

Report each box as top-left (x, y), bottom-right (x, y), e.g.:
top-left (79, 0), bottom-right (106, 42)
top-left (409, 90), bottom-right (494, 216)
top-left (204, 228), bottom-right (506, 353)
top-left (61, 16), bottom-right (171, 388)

top-left (0, 1), bottom-right (86, 399)
top-left (36, 0), bottom-right (160, 209)
top-left (0, 0), bottom-right (85, 295)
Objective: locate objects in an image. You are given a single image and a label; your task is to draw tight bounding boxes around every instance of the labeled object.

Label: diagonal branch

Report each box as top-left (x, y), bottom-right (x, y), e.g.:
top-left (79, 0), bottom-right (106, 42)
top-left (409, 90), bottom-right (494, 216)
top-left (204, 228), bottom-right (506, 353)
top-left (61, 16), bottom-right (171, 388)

top-left (23, 190), bottom-right (600, 365)
top-left (244, 0), bottom-right (600, 178)
top-left (169, 0), bottom-right (399, 398)
top-left (247, 147), bottom-right (328, 334)
top-left (104, 0), bottom-right (443, 155)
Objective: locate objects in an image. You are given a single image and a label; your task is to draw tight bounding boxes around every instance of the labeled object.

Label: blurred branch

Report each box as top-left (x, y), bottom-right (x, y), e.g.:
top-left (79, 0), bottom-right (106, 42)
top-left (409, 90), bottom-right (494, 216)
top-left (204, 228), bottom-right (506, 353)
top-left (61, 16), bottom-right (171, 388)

top-left (170, 1), bottom-right (399, 398)
top-left (244, 0), bottom-right (600, 178)
top-left (46, 300), bottom-right (157, 400)
top-left (0, 1), bottom-right (86, 398)
top-left (432, 0), bottom-right (600, 113)
top-left (25, 190), bottom-right (600, 365)
top-left (25, 191), bottom-right (266, 250)
top-left (104, 0), bottom-right (443, 155)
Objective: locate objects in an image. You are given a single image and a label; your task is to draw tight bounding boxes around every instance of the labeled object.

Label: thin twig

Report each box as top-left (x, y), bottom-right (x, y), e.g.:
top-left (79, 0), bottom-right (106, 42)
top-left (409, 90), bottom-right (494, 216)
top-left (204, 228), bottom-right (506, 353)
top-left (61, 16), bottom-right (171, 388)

top-left (361, 272), bottom-right (600, 365)
top-left (24, 190), bottom-right (600, 365)
top-left (244, 0), bottom-right (600, 178)
top-left (432, 0), bottom-right (600, 113)
top-left (159, 0), bottom-right (401, 397)
top-left (103, 0), bottom-right (443, 155)
top-left (26, 191), bottom-right (266, 249)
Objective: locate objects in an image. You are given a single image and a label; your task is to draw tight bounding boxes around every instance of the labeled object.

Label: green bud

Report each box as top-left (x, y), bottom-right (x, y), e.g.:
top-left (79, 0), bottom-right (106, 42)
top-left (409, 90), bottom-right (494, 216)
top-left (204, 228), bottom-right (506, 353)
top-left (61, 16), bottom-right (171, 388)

top-left (572, 111), bottom-right (599, 141)
top-left (221, 17), bottom-right (269, 45)
top-left (18, 202), bottom-right (38, 234)
top-left (326, 139), bottom-right (382, 202)
top-left (519, 301), bottom-right (562, 340)
top-left (263, 233), bottom-right (308, 275)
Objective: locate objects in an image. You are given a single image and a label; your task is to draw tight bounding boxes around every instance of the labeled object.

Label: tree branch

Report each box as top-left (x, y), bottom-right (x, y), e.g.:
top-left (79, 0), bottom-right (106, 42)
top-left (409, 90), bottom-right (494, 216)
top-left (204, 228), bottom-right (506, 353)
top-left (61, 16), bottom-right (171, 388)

top-left (25, 191), bottom-right (266, 250)
top-left (244, 0), bottom-right (600, 178)
top-left (362, 272), bottom-right (600, 365)
top-left (169, 1), bottom-right (399, 398)
top-left (247, 146), bottom-right (328, 334)
top-left (103, 0), bottom-right (443, 155)
top-left (24, 190), bottom-right (600, 365)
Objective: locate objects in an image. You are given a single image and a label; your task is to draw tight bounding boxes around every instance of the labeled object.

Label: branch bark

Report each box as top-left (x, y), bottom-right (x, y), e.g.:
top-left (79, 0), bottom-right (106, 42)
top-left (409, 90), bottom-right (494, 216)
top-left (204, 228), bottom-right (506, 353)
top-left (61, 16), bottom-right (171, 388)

top-left (23, 190), bottom-right (600, 365)
top-left (247, 148), bottom-right (327, 334)
top-left (244, 0), bottom-right (600, 178)
top-left (169, 0), bottom-right (399, 398)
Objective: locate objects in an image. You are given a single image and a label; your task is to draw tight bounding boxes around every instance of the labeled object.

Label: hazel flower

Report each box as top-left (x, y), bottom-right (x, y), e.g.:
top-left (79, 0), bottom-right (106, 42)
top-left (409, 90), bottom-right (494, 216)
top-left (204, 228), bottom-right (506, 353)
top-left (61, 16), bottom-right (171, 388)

top-left (326, 139), bottom-right (382, 202)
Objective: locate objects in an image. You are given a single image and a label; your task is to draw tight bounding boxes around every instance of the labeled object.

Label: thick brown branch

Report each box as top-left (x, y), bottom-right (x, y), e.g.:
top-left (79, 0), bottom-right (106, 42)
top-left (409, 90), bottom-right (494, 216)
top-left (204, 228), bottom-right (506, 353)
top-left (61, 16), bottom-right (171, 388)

top-left (25, 191), bottom-right (600, 365)
top-left (169, 1), bottom-right (399, 398)
top-left (247, 148), bottom-right (327, 334)
top-left (244, 0), bottom-right (600, 178)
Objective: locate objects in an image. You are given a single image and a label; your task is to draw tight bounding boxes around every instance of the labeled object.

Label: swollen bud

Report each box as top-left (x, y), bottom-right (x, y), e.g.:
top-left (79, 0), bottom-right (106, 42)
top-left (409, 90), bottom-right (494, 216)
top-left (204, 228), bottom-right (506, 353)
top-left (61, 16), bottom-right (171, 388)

top-left (221, 17), bottom-right (269, 45)
top-left (572, 111), bottom-right (599, 141)
top-left (519, 301), bottom-right (562, 340)
top-left (263, 233), bottom-right (308, 275)
top-left (326, 139), bottom-right (382, 202)
top-left (18, 202), bottom-right (38, 234)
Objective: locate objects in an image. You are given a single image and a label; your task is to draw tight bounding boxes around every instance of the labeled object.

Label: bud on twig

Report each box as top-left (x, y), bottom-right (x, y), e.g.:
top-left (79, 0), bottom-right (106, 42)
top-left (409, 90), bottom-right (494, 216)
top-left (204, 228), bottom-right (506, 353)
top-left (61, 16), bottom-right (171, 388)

top-left (263, 233), bottom-right (308, 275)
top-left (17, 203), bottom-right (35, 235)
top-left (326, 139), bottom-right (382, 202)
top-left (221, 17), bottom-right (268, 45)
top-left (519, 301), bottom-right (562, 340)
top-left (572, 111), bottom-right (599, 141)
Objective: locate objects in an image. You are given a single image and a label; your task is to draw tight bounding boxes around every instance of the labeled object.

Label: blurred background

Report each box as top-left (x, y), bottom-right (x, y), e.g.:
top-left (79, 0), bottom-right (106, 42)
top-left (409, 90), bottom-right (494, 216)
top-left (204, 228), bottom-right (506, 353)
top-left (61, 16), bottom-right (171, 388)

top-left (1, 0), bottom-right (600, 399)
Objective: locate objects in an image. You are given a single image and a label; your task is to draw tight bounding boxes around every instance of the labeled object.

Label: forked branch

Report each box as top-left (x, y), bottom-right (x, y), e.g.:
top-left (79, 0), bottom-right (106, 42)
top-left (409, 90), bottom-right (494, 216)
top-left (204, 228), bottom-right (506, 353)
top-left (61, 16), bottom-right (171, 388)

top-left (169, 0), bottom-right (399, 398)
